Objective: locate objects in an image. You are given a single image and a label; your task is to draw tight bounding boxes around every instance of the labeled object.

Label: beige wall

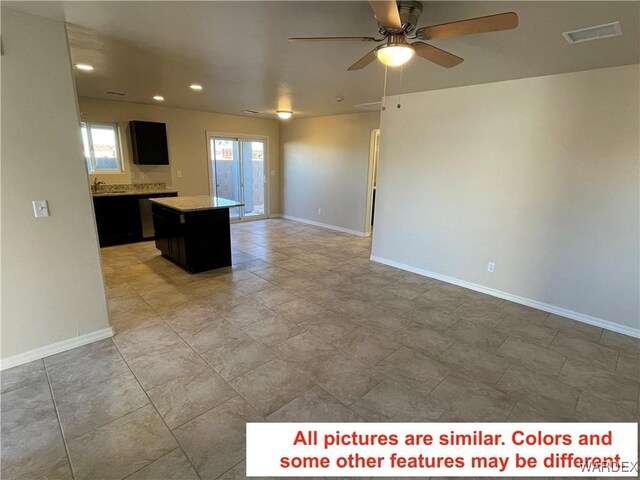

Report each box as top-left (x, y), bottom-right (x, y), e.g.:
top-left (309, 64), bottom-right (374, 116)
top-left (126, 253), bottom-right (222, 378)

top-left (281, 112), bottom-right (380, 234)
top-left (79, 97), bottom-right (282, 215)
top-left (372, 64), bottom-right (640, 335)
top-left (1, 9), bottom-right (111, 363)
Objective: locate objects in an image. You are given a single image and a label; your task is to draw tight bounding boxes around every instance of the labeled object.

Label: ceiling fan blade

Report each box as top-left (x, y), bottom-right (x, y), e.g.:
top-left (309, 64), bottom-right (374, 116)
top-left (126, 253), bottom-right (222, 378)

top-left (347, 47), bottom-right (378, 71)
top-left (416, 12), bottom-right (519, 40)
top-left (288, 36), bottom-right (378, 42)
top-left (412, 42), bottom-right (463, 68)
top-left (368, 0), bottom-right (402, 30)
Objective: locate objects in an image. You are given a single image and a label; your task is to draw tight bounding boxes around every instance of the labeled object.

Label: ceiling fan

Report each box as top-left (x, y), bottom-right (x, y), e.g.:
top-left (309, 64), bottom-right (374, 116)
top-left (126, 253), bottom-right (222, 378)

top-left (289, 1), bottom-right (519, 70)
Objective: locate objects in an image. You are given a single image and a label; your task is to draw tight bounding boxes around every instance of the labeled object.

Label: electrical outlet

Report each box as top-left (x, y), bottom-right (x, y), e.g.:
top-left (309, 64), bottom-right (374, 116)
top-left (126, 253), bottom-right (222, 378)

top-left (177, 171), bottom-right (182, 178)
top-left (317, 208), bottom-right (322, 215)
top-left (487, 262), bottom-right (495, 273)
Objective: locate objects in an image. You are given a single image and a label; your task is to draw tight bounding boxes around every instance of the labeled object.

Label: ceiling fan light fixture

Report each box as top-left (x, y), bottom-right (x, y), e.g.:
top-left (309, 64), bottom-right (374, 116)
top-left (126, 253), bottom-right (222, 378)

top-left (375, 43), bottom-right (415, 67)
top-left (276, 110), bottom-right (293, 120)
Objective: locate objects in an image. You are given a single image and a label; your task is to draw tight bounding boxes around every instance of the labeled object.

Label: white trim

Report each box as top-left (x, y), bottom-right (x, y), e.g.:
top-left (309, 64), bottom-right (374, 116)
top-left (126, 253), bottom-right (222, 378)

top-left (0, 327), bottom-right (115, 371)
top-left (370, 255), bottom-right (640, 339)
top-left (283, 215), bottom-right (367, 237)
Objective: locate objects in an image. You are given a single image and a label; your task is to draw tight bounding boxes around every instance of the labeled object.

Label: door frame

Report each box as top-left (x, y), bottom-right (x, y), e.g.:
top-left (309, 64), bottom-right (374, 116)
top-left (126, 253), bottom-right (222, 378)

top-left (364, 128), bottom-right (380, 236)
top-left (205, 131), bottom-right (270, 222)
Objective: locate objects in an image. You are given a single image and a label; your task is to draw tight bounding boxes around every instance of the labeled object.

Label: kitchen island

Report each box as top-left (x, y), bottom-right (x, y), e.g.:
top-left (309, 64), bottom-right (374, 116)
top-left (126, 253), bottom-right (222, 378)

top-left (150, 195), bottom-right (243, 273)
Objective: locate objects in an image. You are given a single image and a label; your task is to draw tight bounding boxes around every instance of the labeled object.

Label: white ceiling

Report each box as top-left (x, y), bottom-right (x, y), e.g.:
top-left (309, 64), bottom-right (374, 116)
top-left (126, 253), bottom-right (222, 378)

top-left (4, 1), bottom-right (639, 118)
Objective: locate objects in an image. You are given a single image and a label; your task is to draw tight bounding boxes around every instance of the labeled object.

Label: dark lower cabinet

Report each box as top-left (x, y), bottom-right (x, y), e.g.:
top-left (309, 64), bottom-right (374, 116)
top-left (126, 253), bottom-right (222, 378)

top-left (92, 192), bottom-right (177, 247)
top-left (152, 204), bottom-right (232, 273)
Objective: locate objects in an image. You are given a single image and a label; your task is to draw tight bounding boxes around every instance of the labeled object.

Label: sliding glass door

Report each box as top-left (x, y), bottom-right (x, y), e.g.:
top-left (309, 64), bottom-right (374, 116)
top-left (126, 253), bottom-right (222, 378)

top-left (209, 135), bottom-right (267, 221)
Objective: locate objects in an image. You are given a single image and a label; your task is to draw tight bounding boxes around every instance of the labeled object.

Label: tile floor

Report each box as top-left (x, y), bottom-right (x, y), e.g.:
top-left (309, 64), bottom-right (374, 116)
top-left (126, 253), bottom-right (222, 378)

top-left (1, 219), bottom-right (638, 479)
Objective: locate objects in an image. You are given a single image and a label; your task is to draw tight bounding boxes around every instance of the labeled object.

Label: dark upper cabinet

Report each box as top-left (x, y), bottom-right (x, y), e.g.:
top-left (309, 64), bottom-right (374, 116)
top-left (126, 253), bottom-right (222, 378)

top-left (130, 121), bottom-right (169, 165)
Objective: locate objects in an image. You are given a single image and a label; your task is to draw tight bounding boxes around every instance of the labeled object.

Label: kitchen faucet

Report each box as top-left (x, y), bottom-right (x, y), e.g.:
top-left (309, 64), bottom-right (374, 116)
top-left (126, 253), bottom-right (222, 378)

top-left (93, 178), bottom-right (105, 192)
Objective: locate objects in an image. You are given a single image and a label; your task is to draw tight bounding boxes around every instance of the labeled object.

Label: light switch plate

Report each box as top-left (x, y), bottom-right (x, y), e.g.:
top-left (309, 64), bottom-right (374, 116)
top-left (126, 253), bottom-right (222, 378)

top-left (33, 200), bottom-right (50, 218)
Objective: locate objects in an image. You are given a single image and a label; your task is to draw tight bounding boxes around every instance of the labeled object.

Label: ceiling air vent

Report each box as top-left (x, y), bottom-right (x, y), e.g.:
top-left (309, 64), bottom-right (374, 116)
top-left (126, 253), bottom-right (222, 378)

top-left (243, 110), bottom-right (261, 114)
top-left (563, 21), bottom-right (622, 44)
top-left (355, 101), bottom-right (382, 111)
top-left (105, 90), bottom-right (128, 97)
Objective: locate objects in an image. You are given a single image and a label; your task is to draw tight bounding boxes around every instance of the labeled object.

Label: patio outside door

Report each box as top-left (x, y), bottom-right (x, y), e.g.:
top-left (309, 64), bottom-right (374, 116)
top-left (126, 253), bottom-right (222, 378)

top-left (209, 135), bottom-right (267, 221)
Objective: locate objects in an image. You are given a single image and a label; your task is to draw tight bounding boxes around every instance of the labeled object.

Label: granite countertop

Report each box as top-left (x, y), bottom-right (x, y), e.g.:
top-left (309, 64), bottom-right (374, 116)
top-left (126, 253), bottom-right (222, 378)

top-left (92, 189), bottom-right (178, 197)
top-left (91, 182), bottom-right (178, 197)
top-left (150, 195), bottom-right (244, 212)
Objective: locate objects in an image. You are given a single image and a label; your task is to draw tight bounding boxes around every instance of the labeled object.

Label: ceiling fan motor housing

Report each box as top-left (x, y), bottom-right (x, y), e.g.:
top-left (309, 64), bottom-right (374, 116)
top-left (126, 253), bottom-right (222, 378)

top-left (396, 1), bottom-right (423, 33)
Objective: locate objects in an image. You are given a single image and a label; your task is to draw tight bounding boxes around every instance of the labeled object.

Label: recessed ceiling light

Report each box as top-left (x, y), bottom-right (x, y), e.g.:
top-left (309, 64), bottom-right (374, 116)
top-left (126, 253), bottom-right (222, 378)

top-left (74, 63), bottom-right (94, 71)
top-left (276, 110), bottom-right (293, 120)
top-left (190, 84), bottom-right (203, 91)
top-left (153, 95), bottom-right (165, 101)
top-left (563, 21), bottom-right (623, 44)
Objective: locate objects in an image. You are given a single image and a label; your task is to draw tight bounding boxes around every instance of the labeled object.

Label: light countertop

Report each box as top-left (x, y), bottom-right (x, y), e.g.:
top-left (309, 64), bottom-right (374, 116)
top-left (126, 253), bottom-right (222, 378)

top-left (92, 189), bottom-right (178, 197)
top-left (150, 195), bottom-right (244, 212)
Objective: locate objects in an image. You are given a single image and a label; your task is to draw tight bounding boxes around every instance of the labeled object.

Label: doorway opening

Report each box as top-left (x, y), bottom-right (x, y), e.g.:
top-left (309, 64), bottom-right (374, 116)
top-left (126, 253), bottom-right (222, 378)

top-left (207, 134), bottom-right (268, 221)
top-left (364, 128), bottom-right (380, 236)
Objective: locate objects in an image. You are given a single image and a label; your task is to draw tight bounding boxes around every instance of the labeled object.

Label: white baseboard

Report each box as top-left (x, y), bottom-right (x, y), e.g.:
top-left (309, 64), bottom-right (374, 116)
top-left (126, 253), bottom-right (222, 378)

top-left (370, 255), bottom-right (640, 339)
top-left (0, 327), bottom-right (115, 371)
top-left (283, 214), bottom-right (367, 237)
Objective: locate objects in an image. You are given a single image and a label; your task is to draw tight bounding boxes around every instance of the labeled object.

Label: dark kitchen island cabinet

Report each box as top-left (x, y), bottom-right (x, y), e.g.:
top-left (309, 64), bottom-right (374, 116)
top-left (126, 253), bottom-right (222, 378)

top-left (150, 196), bottom-right (243, 273)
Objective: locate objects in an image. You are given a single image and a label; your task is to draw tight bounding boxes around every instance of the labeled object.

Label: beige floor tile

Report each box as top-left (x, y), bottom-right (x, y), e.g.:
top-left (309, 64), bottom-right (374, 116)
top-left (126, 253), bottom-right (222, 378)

top-left (352, 379), bottom-right (443, 421)
top-left (267, 385), bottom-right (362, 422)
top-left (253, 286), bottom-right (299, 308)
top-left (113, 323), bottom-right (186, 361)
top-left (558, 359), bottom-right (639, 410)
top-left (437, 342), bottom-right (510, 385)
top-left (332, 327), bottom-right (400, 366)
top-left (0, 359), bottom-right (46, 395)
top-left (403, 306), bottom-right (460, 331)
top-left (174, 396), bottom-right (262, 480)
top-left (376, 347), bottom-right (449, 396)
top-left (181, 320), bottom-right (249, 354)
top-left (271, 297), bottom-right (326, 323)
top-left (453, 302), bottom-right (506, 328)
top-left (496, 365), bottom-right (580, 419)
top-left (55, 370), bottom-right (148, 440)
top-left (201, 336), bottom-right (275, 381)
top-left (574, 392), bottom-right (638, 422)
top-left (497, 301), bottom-right (549, 322)
top-left (242, 315), bottom-right (306, 347)
top-left (1, 416), bottom-right (72, 480)
top-left (497, 336), bottom-right (566, 376)
top-left (599, 329), bottom-right (640, 353)
top-left (298, 311), bottom-right (360, 342)
top-left (445, 319), bottom-right (507, 352)
top-left (431, 373), bottom-right (514, 421)
top-left (148, 368), bottom-right (236, 429)
top-left (543, 314), bottom-right (603, 342)
top-left (127, 346), bottom-right (209, 390)
top-left (229, 359), bottom-right (313, 415)
top-left (67, 405), bottom-right (177, 480)
top-left (274, 332), bottom-right (336, 372)
top-left (1, 379), bottom-right (57, 437)
top-left (307, 352), bottom-right (383, 405)
top-left (391, 323), bottom-right (455, 356)
top-left (126, 448), bottom-right (200, 480)
top-left (494, 315), bottom-right (558, 346)
top-left (46, 340), bottom-right (129, 398)
top-left (550, 333), bottom-right (619, 371)
top-left (218, 299), bottom-right (278, 327)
